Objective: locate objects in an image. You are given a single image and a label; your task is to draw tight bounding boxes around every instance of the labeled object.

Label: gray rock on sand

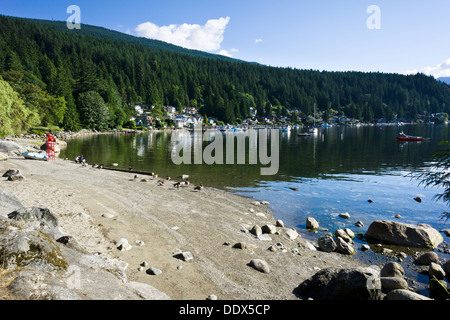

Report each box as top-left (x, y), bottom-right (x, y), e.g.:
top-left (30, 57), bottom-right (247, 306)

top-left (249, 259), bottom-right (270, 273)
top-left (284, 228), bottom-right (299, 240)
top-left (116, 238), bottom-right (132, 251)
top-left (257, 234), bottom-right (272, 241)
top-left (335, 237), bottom-right (355, 255)
top-left (233, 242), bottom-right (258, 250)
top-left (7, 174), bottom-right (25, 181)
top-left (179, 251), bottom-right (193, 262)
top-left (146, 267), bottom-right (163, 275)
top-left (318, 235), bottom-right (337, 253)
top-left (295, 267), bottom-right (381, 300)
top-left (2, 169), bottom-right (20, 178)
top-left (386, 289), bottom-right (432, 300)
top-left (173, 251), bottom-right (194, 262)
top-left (261, 224), bottom-right (277, 234)
top-left (251, 225), bottom-right (262, 237)
top-left (365, 220), bottom-right (443, 249)
top-left (125, 281), bottom-right (171, 300)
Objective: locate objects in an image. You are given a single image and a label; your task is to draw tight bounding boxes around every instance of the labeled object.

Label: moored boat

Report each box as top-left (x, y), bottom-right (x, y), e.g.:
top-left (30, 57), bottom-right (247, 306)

top-left (396, 132), bottom-right (423, 142)
top-left (23, 152), bottom-right (48, 161)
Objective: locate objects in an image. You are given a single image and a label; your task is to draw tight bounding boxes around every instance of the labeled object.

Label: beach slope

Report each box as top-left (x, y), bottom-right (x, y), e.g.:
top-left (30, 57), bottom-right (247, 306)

top-left (0, 152), bottom-right (366, 300)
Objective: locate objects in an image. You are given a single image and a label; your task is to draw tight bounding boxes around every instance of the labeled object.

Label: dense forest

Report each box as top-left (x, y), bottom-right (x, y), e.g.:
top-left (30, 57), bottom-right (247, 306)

top-left (1, 15), bottom-right (450, 137)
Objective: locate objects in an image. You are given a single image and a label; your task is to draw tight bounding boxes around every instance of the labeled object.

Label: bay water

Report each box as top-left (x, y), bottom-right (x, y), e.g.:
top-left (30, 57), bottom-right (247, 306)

top-left (60, 123), bottom-right (449, 293)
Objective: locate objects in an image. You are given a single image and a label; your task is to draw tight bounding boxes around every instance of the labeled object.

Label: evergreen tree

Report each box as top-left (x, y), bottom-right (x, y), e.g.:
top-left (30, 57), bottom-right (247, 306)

top-left (77, 91), bottom-right (110, 130)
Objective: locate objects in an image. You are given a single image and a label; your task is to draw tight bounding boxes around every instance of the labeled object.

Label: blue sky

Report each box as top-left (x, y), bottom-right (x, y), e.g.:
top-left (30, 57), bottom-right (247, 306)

top-left (2, 0), bottom-right (450, 77)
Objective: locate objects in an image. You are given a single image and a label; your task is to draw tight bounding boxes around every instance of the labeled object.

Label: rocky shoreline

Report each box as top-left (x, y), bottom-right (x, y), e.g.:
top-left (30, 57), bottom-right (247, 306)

top-left (0, 138), bottom-right (449, 300)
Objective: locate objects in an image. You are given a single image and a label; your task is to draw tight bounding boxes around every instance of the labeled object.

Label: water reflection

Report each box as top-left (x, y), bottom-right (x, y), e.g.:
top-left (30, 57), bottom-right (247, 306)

top-left (61, 124), bottom-right (448, 189)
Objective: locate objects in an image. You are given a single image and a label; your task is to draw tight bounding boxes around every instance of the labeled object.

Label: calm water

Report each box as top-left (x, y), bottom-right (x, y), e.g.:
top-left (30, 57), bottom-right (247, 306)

top-left (60, 123), bottom-right (449, 291)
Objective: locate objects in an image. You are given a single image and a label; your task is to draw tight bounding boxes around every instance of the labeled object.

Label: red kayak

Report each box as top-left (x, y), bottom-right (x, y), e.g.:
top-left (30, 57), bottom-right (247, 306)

top-left (396, 132), bottom-right (423, 141)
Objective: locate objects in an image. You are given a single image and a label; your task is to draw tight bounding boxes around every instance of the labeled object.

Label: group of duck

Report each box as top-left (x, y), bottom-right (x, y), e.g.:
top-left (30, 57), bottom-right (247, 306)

top-left (134, 173), bottom-right (203, 191)
top-left (72, 158), bottom-right (204, 191)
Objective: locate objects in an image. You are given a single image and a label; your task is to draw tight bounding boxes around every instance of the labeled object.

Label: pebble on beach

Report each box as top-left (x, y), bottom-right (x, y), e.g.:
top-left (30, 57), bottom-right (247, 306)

top-left (146, 267), bottom-right (163, 275)
top-left (249, 259), bottom-right (270, 273)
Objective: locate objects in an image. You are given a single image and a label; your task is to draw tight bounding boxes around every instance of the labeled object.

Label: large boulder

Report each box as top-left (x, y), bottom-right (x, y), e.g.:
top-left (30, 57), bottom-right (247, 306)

top-left (0, 141), bottom-right (27, 156)
top-left (365, 221), bottom-right (443, 249)
top-left (0, 220), bottom-right (68, 272)
top-left (294, 267), bottom-right (382, 300)
top-left (0, 190), bottom-right (25, 217)
top-left (8, 207), bottom-right (60, 238)
top-left (385, 289), bottom-right (432, 300)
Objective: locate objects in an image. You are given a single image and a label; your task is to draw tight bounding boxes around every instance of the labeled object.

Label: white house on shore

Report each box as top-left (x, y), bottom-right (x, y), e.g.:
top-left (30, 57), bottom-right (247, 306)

top-left (173, 114), bottom-right (204, 128)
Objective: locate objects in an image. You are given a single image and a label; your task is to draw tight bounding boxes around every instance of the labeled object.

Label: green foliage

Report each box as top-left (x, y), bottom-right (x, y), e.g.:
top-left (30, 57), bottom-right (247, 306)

top-left (77, 91), bottom-right (110, 130)
top-left (418, 141), bottom-right (450, 220)
top-left (0, 78), bottom-right (40, 137)
top-left (123, 120), bottom-right (136, 129)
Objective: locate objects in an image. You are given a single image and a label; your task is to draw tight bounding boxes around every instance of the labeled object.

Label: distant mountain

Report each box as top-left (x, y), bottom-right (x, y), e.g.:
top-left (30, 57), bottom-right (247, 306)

top-left (438, 77), bottom-right (450, 84)
top-left (1, 14), bottom-right (450, 134)
top-left (15, 16), bottom-right (243, 63)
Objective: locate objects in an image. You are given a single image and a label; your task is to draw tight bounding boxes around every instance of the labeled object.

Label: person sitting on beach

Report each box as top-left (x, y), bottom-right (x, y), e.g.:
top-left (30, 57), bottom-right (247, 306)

top-left (75, 155), bottom-right (80, 163)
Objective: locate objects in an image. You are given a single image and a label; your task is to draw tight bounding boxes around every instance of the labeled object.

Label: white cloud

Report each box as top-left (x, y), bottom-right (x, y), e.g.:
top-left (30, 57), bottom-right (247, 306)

top-left (255, 39), bottom-right (263, 44)
top-left (135, 17), bottom-right (230, 52)
top-left (405, 58), bottom-right (450, 78)
top-left (218, 48), bottom-right (239, 58)
top-left (218, 50), bottom-right (232, 57)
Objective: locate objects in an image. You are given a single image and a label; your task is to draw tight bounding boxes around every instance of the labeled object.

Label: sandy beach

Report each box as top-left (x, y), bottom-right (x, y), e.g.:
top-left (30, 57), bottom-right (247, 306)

top-left (0, 138), bottom-right (367, 300)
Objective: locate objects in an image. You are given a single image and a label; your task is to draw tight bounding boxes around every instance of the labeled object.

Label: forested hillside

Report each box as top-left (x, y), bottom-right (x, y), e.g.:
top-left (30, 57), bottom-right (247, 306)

top-left (0, 14), bottom-right (449, 137)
